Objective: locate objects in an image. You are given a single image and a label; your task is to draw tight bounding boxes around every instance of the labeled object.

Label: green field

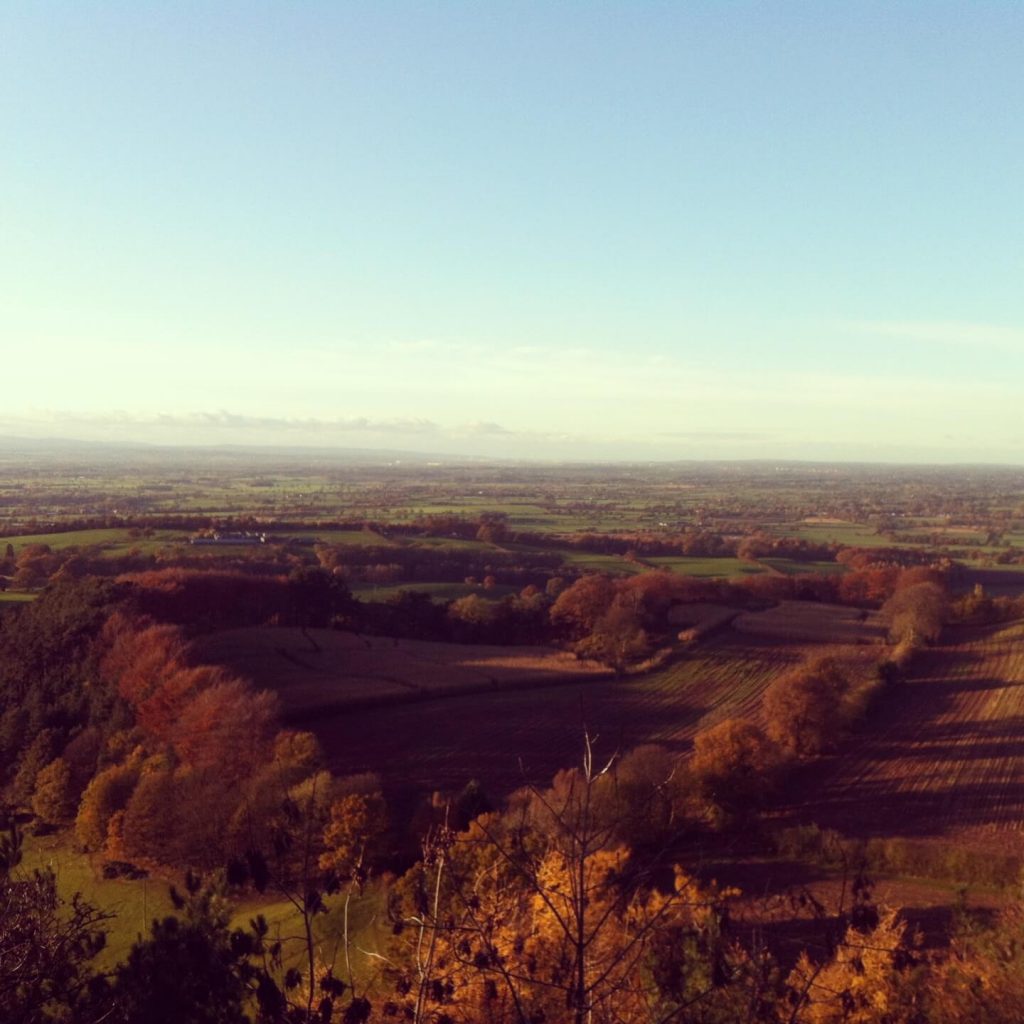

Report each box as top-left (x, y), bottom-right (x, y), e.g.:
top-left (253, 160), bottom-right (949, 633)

top-left (555, 550), bottom-right (646, 575)
top-left (761, 558), bottom-right (846, 576)
top-left (771, 521), bottom-right (895, 547)
top-left (408, 535), bottom-right (496, 551)
top-left (351, 581), bottom-right (520, 602)
top-left (20, 832), bottom-right (177, 968)
top-left (302, 529), bottom-right (396, 546)
top-left (646, 556), bottom-right (767, 578)
top-left (1, 527), bottom-right (188, 556)
top-left (19, 831), bottom-right (388, 977)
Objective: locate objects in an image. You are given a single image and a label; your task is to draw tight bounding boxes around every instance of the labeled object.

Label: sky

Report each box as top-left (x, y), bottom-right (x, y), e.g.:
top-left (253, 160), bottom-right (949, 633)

top-left (2, 1), bottom-right (1022, 462)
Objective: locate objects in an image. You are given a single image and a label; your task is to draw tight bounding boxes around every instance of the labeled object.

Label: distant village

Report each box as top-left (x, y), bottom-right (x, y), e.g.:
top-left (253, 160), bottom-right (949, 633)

top-left (187, 530), bottom-right (320, 547)
top-left (189, 530), bottom-right (268, 546)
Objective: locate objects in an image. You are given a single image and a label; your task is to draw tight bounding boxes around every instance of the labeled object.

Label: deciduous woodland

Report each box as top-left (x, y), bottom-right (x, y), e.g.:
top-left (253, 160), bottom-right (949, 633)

top-left (4, 455), bottom-right (1024, 1022)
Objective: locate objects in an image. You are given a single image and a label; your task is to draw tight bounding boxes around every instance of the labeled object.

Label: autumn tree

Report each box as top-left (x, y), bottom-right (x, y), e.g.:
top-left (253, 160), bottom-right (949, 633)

top-left (786, 908), bottom-right (922, 1023)
top-left (574, 597), bottom-right (650, 673)
top-left (74, 753), bottom-right (143, 853)
top-left (447, 593), bottom-right (499, 641)
top-left (764, 657), bottom-right (852, 757)
top-left (31, 757), bottom-right (75, 825)
top-left (591, 743), bottom-right (683, 852)
top-left (225, 730), bottom-right (326, 857)
top-left (385, 736), bottom-right (737, 1024)
top-left (476, 513), bottom-right (509, 544)
top-left (882, 580), bottom-right (948, 645)
top-left (690, 718), bottom-right (781, 827)
top-left (319, 790), bottom-right (388, 1001)
top-left (12, 544), bottom-right (59, 589)
top-left (737, 533), bottom-right (770, 563)
top-left (924, 904), bottom-right (1024, 1023)
top-left (287, 565), bottom-right (353, 628)
top-left (549, 574), bottom-right (616, 637)
top-left (225, 769), bottom-right (367, 1023)
top-left (120, 761), bottom-right (180, 865)
top-left (319, 791), bottom-right (388, 881)
top-left (100, 614), bottom-right (190, 705)
top-left (172, 680), bottom-right (279, 783)
top-left (617, 570), bottom-right (686, 625)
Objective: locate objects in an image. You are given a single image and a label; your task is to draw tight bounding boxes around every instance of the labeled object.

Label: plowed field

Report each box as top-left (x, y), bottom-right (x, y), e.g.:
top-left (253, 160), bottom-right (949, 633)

top-left (195, 627), bottom-right (610, 715)
top-left (303, 634), bottom-right (804, 794)
top-left (782, 621), bottom-right (1024, 849)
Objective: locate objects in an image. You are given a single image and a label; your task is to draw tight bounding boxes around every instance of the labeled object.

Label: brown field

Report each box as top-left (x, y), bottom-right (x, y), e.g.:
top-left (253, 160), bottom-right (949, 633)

top-left (734, 600), bottom-right (887, 645)
top-left (667, 602), bottom-right (739, 634)
top-left (781, 620), bottom-right (1024, 851)
top-left (195, 627), bottom-right (611, 716)
top-left (258, 632), bottom-right (806, 796)
top-left (199, 622), bottom-right (896, 800)
top-left (201, 615), bottom-right (1024, 857)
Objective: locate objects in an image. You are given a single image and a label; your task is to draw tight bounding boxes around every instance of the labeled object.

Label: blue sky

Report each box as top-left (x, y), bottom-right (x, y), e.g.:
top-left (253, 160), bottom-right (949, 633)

top-left (2, 2), bottom-right (1022, 461)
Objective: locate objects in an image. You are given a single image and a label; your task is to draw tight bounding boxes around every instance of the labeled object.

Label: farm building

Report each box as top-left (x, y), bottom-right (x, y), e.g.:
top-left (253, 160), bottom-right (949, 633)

top-left (190, 531), bottom-right (268, 546)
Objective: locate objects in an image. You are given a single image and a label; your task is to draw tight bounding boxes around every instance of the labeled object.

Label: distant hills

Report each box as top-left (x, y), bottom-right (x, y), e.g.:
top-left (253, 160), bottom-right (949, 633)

top-left (1, 434), bottom-right (1022, 474)
top-left (0, 435), bottom-right (485, 466)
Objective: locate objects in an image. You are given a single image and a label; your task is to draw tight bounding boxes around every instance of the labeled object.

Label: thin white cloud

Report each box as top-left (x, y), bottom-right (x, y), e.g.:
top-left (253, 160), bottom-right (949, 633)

top-left (850, 320), bottom-right (1024, 352)
top-left (0, 409), bottom-right (594, 447)
top-left (3, 409), bottom-right (442, 435)
top-left (657, 431), bottom-right (768, 442)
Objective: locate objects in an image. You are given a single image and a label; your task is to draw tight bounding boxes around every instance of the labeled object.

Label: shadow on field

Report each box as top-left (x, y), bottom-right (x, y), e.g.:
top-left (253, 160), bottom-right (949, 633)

top-left (316, 678), bottom-right (709, 796)
top-left (778, 641), bottom-right (1024, 840)
top-left (779, 776), bottom-right (1024, 838)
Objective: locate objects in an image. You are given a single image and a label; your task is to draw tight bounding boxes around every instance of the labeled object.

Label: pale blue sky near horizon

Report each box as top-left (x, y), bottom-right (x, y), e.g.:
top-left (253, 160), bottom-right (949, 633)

top-left (2, 2), bottom-right (1022, 462)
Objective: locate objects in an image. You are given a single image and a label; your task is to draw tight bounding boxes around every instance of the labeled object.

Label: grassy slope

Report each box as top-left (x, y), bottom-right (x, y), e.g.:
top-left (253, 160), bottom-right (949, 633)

top-left (19, 831), bottom-right (389, 979)
top-left (19, 832), bottom-right (177, 968)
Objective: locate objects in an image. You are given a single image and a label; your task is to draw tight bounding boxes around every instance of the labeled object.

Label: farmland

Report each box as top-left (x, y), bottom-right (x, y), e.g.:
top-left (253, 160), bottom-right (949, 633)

top-left (197, 602), bottom-right (1024, 860)
top-left (195, 626), bottom-right (611, 716)
top-left (5, 450), bottom-right (1024, 615)
top-left (734, 600), bottom-right (888, 645)
top-left (5, 446), bottom-right (1024, 551)
top-left (0, 527), bottom-right (189, 556)
top-left (8, 449), bottom-right (1024, 895)
top-left (199, 627), bottom-right (803, 795)
top-left (5, 445), bottom-right (1024, 1024)
top-left (781, 621), bottom-right (1024, 848)
top-left (645, 556), bottom-right (768, 577)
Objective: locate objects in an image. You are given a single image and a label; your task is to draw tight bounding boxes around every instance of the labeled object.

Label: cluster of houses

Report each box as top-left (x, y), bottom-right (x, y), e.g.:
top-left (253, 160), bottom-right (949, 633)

top-left (189, 531), bottom-right (268, 546)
